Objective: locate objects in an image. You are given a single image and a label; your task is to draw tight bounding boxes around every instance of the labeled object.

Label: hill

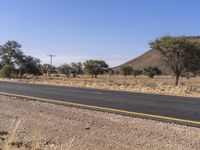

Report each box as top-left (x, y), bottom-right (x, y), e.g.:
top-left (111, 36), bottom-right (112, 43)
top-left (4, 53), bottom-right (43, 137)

top-left (114, 49), bottom-right (172, 75)
top-left (115, 36), bottom-right (200, 75)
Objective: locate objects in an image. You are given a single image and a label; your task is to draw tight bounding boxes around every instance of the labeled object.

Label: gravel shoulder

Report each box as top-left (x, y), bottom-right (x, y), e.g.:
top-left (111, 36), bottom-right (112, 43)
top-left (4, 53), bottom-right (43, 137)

top-left (0, 95), bottom-right (200, 150)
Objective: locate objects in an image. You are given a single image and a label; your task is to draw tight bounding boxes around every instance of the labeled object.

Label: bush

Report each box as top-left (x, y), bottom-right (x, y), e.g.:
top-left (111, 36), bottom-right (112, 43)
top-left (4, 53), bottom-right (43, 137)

top-left (121, 66), bottom-right (133, 78)
top-left (0, 65), bottom-right (15, 78)
top-left (132, 69), bottom-right (142, 77)
top-left (71, 62), bottom-right (84, 78)
top-left (58, 64), bottom-right (71, 77)
top-left (143, 66), bottom-right (161, 78)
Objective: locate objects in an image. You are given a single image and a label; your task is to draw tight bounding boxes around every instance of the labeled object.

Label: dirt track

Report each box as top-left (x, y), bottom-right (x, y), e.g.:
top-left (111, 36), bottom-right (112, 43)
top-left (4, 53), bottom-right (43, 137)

top-left (0, 95), bottom-right (200, 150)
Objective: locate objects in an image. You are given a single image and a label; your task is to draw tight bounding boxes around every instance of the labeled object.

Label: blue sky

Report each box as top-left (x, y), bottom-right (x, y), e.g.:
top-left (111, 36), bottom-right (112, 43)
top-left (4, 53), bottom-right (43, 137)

top-left (0, 0), bottom-right (200, 67)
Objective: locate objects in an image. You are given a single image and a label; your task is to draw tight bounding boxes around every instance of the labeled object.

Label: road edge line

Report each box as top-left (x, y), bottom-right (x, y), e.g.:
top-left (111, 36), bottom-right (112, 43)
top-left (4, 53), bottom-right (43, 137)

top-left (0, 91), bottom-right (200, 126)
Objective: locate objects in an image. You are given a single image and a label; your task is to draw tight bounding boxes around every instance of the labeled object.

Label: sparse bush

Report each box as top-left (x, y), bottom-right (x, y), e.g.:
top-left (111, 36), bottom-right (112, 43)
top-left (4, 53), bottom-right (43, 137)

top-left (70, 62), bottom-right (84, 78)
top-left (145, 82), bottom-right (158, 88)
top-left (58, 64), bottom-right (71, 77)
top-left (41, 64), bottom-right (51, 76)
top-left (143, 66), bottom-right (161, 78)
top-left (0, 64), bottom-right (15, 78)
top-left (121, 66), bottom-right (133, 78)
top-left (132, 69), bottom-right (142, 77)
top-left (105, 68), bottom-right (114, 77)
top-left (58, 62), bottom-right (83, 78)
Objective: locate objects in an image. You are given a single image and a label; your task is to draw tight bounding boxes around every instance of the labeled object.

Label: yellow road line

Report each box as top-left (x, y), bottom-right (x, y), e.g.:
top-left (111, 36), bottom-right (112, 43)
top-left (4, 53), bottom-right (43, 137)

top-left (0, 91), bottom-right (200, 126)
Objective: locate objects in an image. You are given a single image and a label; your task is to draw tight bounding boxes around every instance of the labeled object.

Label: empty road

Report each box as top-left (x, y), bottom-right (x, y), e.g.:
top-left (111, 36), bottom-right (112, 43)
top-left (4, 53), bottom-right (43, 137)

top-left (0, 81), bottom-right (199, 126)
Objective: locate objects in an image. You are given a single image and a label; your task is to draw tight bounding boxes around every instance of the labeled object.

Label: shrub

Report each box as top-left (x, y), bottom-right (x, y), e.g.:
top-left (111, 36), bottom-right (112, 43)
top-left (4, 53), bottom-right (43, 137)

top-left (0, 65), bottom-right (15, 78)
top-left (70, 62), bottom-right (84, 78)
top-left (58, 64), bottom-right (71, 77)
top-left (143, 66), bottom-right (161, 78)
top-left (132, 69), bottom-right (142, 77)
top-left (121, 66), bottom-right (133, 78)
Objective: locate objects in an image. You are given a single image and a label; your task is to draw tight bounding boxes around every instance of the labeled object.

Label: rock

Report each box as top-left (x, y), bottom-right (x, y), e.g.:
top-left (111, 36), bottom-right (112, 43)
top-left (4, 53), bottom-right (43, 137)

top-left (84, 127), bottom-right (90, 130)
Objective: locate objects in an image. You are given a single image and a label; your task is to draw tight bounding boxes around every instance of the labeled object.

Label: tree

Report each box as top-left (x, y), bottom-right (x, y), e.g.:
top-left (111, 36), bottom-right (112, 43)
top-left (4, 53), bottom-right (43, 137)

top-left (0, 41), bottom-right (22, 66)
top-left (120, 66), bottom-right (133, 78)
top-left (70, 62), bottom-right (83, 78)
top-left (41, 64), bottom-right (57, 76)
top-left (15, 55), bottom-right (42, 77)
top-left (144, 66), bottom-right (161, 78)
top-left (41, 64), bottom-right (51, 76)
top-left (84, 60), bottom-right (109, 78)
top-left (132, 69), bottom-right (142, 77)
top-left (21, 56), bottom-right (42, 76)
top-left (14, 51), bottom-right (26, 77)
top-left (150, 36), bottom-right (200, 85)
top-left (0, 64), bottom-right (15, 78)
top-left (58, 64), bottom-right (72, 77)
top-left (0, 41), bottom-right (42, 78)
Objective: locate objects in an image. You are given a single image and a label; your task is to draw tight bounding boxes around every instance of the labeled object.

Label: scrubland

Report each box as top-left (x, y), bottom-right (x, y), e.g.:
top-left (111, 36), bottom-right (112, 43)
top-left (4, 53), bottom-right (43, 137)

top-left (1, 75), bottom-right (199, 98)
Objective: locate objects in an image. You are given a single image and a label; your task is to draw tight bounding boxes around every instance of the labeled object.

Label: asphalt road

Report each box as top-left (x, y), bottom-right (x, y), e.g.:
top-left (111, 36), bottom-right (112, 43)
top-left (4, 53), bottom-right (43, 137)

top-left (0, 81), bottom-right (199, 126)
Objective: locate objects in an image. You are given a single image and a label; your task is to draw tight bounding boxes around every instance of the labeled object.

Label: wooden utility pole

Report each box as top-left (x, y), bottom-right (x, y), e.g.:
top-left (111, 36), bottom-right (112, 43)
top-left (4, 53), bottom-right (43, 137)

top-left (47, 54), bottom-right (55, 76)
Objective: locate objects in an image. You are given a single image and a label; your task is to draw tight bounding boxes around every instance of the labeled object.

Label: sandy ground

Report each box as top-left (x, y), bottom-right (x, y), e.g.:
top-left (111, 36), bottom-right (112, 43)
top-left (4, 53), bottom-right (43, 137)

top-left (0, 95), bottom-right (200, 150)
top-left (0, 75), bottom-right (199, 98)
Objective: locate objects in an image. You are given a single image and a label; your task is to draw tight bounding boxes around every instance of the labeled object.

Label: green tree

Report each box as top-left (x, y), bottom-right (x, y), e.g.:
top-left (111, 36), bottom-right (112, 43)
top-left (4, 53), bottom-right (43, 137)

top-left (0, 41), bottom-right (42, 78)
top-left (70, 62), bottom-right (83, 78)
top-left (121, 66), bottom-right (133, 78)
top-left (132, 69), bottom-right (142, 77)
top-left (0, 64), bottom-right (15, 78)
top-left (58, 64), bottom-right (72, 77)
top-left (21, 56), bottom-right (42, 76)
top-left (150, 36), bottom-right (200, 85)
top-left (84, 60), bottom-right (109, 78)
top-left (144, 66), bottom-right (161, 78)
top-left (15, 55), bottom-right (42, 77)
top-left (15, 52), bottom-right (26, 78)
top-left (0, 41), bottom-right (22, 66)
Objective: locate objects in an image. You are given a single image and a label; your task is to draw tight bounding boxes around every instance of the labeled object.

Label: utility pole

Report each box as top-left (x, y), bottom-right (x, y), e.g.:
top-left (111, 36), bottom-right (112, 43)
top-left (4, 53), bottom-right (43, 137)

top-left (47, 54), bottom-right (56, 76)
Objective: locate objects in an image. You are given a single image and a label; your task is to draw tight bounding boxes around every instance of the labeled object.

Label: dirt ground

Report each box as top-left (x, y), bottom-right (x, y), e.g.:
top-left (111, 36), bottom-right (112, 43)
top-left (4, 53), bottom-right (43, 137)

top-left (1, 75), bottom-right (200, 98)
top-left (0, 95), bottom-right (200, 150)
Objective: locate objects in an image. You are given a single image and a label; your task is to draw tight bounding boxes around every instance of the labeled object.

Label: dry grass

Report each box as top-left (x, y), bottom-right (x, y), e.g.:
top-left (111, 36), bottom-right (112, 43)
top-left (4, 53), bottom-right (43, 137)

top-left (2, 119), bottom-right (42, 150)
top-left (0, 75), bottom-right (200, 98)
top-left (3, 119), bottom-right (22, 150)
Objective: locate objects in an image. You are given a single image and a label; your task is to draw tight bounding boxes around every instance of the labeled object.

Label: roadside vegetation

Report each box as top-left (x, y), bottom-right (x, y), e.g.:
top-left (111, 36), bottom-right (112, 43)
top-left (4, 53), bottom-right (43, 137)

top-left (150, 36), bottom-right (200, 85)
top-left (143, 66), bottom-right (161, 78)
top-left (0, 41), bottom-right (42, 78)
top-left (0, 36), bottom-right (199, 95)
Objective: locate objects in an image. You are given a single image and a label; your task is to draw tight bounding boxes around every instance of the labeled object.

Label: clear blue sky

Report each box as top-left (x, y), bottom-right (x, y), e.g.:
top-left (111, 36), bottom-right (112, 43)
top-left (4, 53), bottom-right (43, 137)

top-left (0, 0), bottom-right (200, 67)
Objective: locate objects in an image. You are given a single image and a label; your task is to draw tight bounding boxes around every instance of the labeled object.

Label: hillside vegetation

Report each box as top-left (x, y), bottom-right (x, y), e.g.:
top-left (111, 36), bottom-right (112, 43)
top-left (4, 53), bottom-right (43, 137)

top-left (0, 35), bottom-right (200, 91)
top-left (115, 36), bottom-right (200, 75)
